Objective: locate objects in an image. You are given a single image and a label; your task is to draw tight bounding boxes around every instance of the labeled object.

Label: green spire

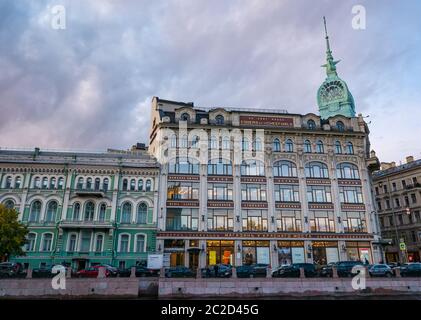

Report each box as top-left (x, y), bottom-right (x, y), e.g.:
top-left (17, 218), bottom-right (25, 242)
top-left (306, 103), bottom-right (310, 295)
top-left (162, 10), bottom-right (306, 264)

top-left (321, 16), bottom-right (340, 78)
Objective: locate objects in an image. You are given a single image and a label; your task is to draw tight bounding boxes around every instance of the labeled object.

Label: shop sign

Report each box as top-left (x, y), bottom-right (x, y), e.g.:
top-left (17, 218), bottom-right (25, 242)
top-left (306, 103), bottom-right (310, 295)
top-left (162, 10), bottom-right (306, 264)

top-left (147, 254), bottom-right (163, 269)
top-left (256, 247), bottom-right (270, 264)
top-left (239, 115), bottom-right (293, 127)
top-left (209, 250), bottom-right (217, 265)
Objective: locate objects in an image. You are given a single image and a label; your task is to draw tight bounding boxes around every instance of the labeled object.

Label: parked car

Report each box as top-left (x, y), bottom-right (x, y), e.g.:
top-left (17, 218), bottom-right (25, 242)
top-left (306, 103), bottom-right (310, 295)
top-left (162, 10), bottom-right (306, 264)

top-left (369, 264), bottom-right (394, 277)
top-left (76, 265), bottom-right (112, 278)
top-left (272, 263), bottom-right (316, 278)
top-left (335, 261), bottom-right (365, 277)
top-left (101, 264), bottom-right (118, 277)
top-left (201, 264), bottom-right (232, 278)
top-left (400, 263), bottom-right (421, 277)
top-left (165, 266), bottom-right (195, 278)
top-left (319, 262), bottom-right (337, 277)
top-left (236, 265), bottom-right (255, 278)
top-left (236, 264), bottom-right (268, 278)
top-left (32, 264), bottom-right (70, 278)
top-left (118, 266), bottom-right (159, 277)
top-left (0, 262), bottom-right (24, 278)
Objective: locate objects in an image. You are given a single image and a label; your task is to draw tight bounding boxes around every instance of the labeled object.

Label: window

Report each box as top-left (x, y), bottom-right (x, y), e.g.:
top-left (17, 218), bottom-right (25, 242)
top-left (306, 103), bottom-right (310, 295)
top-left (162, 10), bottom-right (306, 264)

top-left (15, 176), bottom-right (22, 189)
top-left (336, 121), bottom-right (345, 131)
top-left (346, 142), bottom-right (354, 154)
top-left (34, 177), bottom-right (41, 189)
top-left (273, 160), bottom-right (297, 177)
top-left (94, 178), bottom-right (100, 190)
top-left (307, 186), bottom-right (332, 203)
top-left (4, 199), bottom-right (14, 209)
top-left (170, 135), bottom-right (177, 148)
top-left (135, 235), bottom-right (146, 253)
top-left (402, 180), bottom-right (407, 189)
top-left (102, 178), bottom-right (109, 191)
top-left (121, 202), bottom-right (132, 223)
top-left (208, 159), bottom-right (232, 175)
top-left (285, 139), bottom-right (294, 152)
top-left (242, 210), bottom-right (268, 231)
top-left (309, 211), bottom-right (335, 232)
top-left (276, 210), bottom-right (302, 231)
top-left (274, 184), bottom-right (299, 202)
top-left (394, 198), bottom-right (401, 208)
top-left (386, 199), bottom-right (391, 209)
top-left (49, 177), bottom-right (56, 189)
top-left (77, 177), bottom-right (84, 189)
top-left (307, 119), bottom-right (316, 130)
top-left (166, 208), bottom-right (199, 231)
top-left (41, 233), bottom-right (53, 251)
top-left (168, 157), bottom-right (199, 174)
top-left (95, 234), bottom-right (103, 252)
top-left (86, 177), bottom-right (92, 189)
top-left (29, 200), bottom-right (41, 222)
top-left (145, 179), bottom-right (152, 191)
top-left (334, 141), bottom-right (342, 154)
top-left (208, 183), bottom-right (233, 201)
top-left (68, 234), bottom-right (77, 252)
top-left (215, 115), bottom-right (224, 125)
top-left (26, 233), bottom-right (36, 252)
top-left (119, 234), bottom-right (130, 252)
top-left (304, 140), bottom-right (312, 153)
top-left (191, 135), bottom-right (199, 148)
top-left (252, 138), bottom-right (262, 152)
top-left (222, 136), bottom-right (230, 149)
top-left (241, 160), bottom-right (265, 176)
top-left (130, 179), bottom-right (136, 191)
top-left (122, 179), bottom-right (128, 191)
top-left (167, 182), bottom-right (199, 200)
top-left (45, 201), bottom-right (57, 222)
top-left (241, 184), bottom-right (267, 201)
top-left (180, 135), bottom-right (188, 148)
top-left (72, 203), bottom-right (80, 221)
top-left (377, 201), bottom-right (382, 211)
top-left (339, 186), bottom-right (363, 203)
top-left (84, 201), bottom-right (95, 221)
top-left (273, 138), bottom-right (281, 152)
top-left (305, 162), bottom-right (329, 178)
top-left (180, 113), bottom-right (190, 122)
top-left (137, 179), bottom-right (143, 191)
top-left (98, 203), bottom-right (106, 222)
top-left (383, 185), bottom-right (388, 193)
top-left (42, 177), bottom-right (48, 189)
top-left (316, 140), bottom-right (324, 153)
top-left (392, 182), bottom-right (397, 191)
top-left (242, 138), bottom-right (250, 151)
top-left (207, 209), bottom-right (234, 231)
top-left (58, 177), bottom-right (64, 190)
top-left (137, 203), bottom-right (147, 224)
top-left (5, 176), bottom-right (12, 188)
top-left (411, 193), bottom-right (417, 204)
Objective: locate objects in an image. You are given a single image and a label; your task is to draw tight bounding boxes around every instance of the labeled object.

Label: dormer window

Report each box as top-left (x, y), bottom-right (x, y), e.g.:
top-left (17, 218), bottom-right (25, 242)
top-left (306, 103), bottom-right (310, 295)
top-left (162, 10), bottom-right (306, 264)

top-left (307, 120), bottom-right (316, 130)
top-left (180, 113), bottom-right (190, 122)
top-left (215, 115), bottom-right (224, 125)
top-left (336, 121), bottom-right (345, 131)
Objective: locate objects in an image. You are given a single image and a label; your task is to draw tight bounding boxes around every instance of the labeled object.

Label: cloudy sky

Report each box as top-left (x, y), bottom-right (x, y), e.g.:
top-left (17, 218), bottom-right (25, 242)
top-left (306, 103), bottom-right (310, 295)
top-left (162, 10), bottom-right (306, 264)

top-left (0, 0), bottom-right (420, 163)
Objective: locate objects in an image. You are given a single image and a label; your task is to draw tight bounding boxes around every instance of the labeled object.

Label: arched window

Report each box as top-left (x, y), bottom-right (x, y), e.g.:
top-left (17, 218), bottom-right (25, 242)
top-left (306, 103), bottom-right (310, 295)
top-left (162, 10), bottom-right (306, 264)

top-left (95, 234), bottom-right (103, 252)
top-left (34, 177), bottom-right (41, 189)
top-left (215, 115), bottom-right (224, 125)
top-left (5, 176), bottom-right (12, 188)
top-left (253, 138), bottom-right (262, 151)
top-left (145, 179), bottom-right (152, 192)
top-left (316, 140), bottom-right (324, 154)
top-left (72, 203), bottom-right (80, 221)
top-left (122, 179), bottom-right (128, 191)
top-left (84, 201), bottom-right (95, 221)
top-left (168, 157), bottom-right (199, 174)
top-left (336, 163), bottom-right (360, 179)
top-left (208, 159), bottom-right (232, 175)
top-left (29, 200), bottom-right (41, 222)
top-left (130, 179), bottom-right (136, 191)
top-left (41, 233), bottom-right (53, 252)
top-left (4, 199), bottom-right (15, 209)
top-left (121, 202), bottom-right (132, 223)
top-left (94, 178), bottom-right (101, 190)
top-left (336, 121), bottom-right (345, 132)
top-left (241, 160), bottom-right (265, 176)
top-left (103, 178), bottom-right (109, 191)
top-left (307, 119), bottom-right (316, 130)
top-left (180, 113), bottom-right (190, 122)
top-left (45, 201), bottom-right (57, 222)
top-left (137, 203), bottom-right (147, 224)
top-left (209, 136), bottom-right (218, 149)
top-left (49, 177), bottom-right (56, 189)
top-left (242, 138), bottom-right (250, 151)
top-left (304, 140), bottom-right (312, 153)
top-left (222, 136), bottom-right (230, 150)
top-left (26, 233), bottom-right (36, 252)
top-left (98, 203), bottom-right (106, 222)
top-left (119, 234), bottom-right (130, 252)
top-left (273, 138), bottom-right (281, 152)
top-left (15, 176), bottom-right (22, 189)
top-left (42, 177), bottom-right (48, 189)
top-left (58, 177), bottom-right (64, 189)
top-left (135, 234), bottom-right (146, 252)
top-left (170, 135), bottom-right (177, 148)
top-left (138, 179), bottom-right (143, 191)
top-left (191, 135), bottom-right (199, 148)
top-left (68, 234), bottom-right (77, 252)
top-left (346, 142), bottom-right (354, 154)
top-left (273, 160), bottom-right (297, 177)
top-left (305, 162), bottom-right (329, 178)
top-left (285, 139), bottom-right (294, 152)
top-left (86, 177), bottom-right (92, 189)
top-left (334, 141), bottom-right (342, 154)
top-left (77, 177), bottom-right (84, 189)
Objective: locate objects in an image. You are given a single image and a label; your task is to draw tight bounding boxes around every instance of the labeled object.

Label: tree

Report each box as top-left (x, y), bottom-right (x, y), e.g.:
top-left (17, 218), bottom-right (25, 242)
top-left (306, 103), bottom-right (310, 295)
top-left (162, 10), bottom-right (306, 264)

top-left (0, 204), bottom-right (28, 262)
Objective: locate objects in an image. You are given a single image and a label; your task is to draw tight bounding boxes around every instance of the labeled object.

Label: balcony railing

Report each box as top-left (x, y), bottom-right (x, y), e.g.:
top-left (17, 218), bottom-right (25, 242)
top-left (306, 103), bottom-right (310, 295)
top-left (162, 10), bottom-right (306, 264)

top-left (74, 187), bottom-right (107, 197)
top-left (60, 220), bottom-right (113, 228)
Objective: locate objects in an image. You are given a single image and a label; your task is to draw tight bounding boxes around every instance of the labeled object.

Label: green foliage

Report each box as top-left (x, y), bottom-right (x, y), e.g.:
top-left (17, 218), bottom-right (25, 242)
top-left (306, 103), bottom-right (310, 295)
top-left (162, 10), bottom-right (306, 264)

top-left (0, 204), bottom-right (28, 262)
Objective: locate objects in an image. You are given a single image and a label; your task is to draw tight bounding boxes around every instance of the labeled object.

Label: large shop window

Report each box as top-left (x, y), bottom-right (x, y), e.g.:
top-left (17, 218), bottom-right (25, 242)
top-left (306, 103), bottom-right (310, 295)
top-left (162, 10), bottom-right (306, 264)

top-left (167, 182), bottom-right (199, 200)
top-left (241, 184), bottom-right (267, 201)
top-left (309, 211), bottom-right (335, 232)
top-left (242, 241), bottom-right (270, 265)
top-left (207, 209), bottom-right (234, 231)
top-left (336, 162), bottom-right (360, 179)
top-left (277, 241), bottom-right (305, 265)
top-left (166, 208), bottom-right (199, 231)
top-left (274, 184), bottom-right (299, 202)
top-left (208, 159), bottom-right (232, 175)
top-left (168, 157), bottom-right (199, 174)
top-left (240, 160), bottom-right (265, 176)
top-left (312, 241), bottom-right (339, 266)
top-left (339, 186), bottom-right (363, 203)
top-left (208, 183), bottom-right (233, 201)
top-left (305, 162), bottom-right (329, 178)
top-left (273, 160), bottom-right (297, 177)
top-left (276, 210), bottom-right (302, 232)
top-left (307, 185), bottom-right (332, 203)
top-left (242, 210), bottom-right (268, 231)
top-left (342, 211), bottom-right (367, 233)
top-left (164, 240), bottom-right (185, 267)
top-left (346, 241), bottom-right (372, 263)
top-left (206, 240), bottom-right (234, 266)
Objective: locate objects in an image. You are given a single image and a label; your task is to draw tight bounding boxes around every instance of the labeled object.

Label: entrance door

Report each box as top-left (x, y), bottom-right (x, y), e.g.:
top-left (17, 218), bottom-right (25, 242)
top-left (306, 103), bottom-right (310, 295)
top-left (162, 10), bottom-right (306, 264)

top-left (76, 260), bottom-right (86, 271)
top-left (170, 252), bottom-right (184, 267)
top-left (189, 252), bottom-right (199, 270)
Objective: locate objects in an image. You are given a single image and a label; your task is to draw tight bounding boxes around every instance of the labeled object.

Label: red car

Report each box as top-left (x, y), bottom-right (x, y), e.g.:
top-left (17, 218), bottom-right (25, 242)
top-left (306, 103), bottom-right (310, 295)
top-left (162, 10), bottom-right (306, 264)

top-left (76, 265), bottom-right (111, 278)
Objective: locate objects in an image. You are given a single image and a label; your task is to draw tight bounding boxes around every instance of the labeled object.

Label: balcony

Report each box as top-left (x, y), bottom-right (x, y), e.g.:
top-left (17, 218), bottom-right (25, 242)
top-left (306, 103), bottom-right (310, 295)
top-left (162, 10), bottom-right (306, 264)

top-left (60, 220), bottom-right (113, 228)
top-left (74, 187), bottom-right (107, 197)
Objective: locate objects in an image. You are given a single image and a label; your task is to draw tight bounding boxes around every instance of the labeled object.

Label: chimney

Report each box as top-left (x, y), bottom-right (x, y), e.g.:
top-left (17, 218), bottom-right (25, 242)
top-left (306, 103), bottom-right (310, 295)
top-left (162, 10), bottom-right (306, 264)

top-left (391, 161), bottom-right (396, 167)
top-left (131, 143), bottom-right (146, 151)
top-left (406, 156), bottom-right (414, 164)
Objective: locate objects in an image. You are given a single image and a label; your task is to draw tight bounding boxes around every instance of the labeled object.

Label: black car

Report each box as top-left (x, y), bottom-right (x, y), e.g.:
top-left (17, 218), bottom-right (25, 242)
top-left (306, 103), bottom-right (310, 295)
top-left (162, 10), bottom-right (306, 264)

top-left (319, 262), bottom-right (337, 277)
top-left (32, 264), bottom-right (69, 278)
top-left (272, 263), bottom-right (316, 278)
top-left (400, 263), bottom-right (421, 277)
top-left (0, 262), bottom-right (24, 278)
top-left (335, 261), bottom-right (365, 277)
top-left (201, 264), bottom-right (232, 278)
top-left (165, 266), bottom-right (195, 278)
top-left (236, 264), bottom-right (268, 278)
top-left (118, 266), bottom-right (159, 277)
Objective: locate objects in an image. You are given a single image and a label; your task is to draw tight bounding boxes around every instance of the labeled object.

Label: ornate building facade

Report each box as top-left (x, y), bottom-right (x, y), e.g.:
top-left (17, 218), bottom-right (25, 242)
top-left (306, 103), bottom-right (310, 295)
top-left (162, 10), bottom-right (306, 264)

top-left (0, 145), bottom-right (159, 270)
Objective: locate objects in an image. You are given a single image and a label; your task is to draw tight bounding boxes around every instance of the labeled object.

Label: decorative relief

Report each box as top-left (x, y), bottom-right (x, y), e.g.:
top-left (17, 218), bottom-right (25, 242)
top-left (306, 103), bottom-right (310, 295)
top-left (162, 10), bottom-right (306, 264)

top-left (341, 203), bottom-right (366, 211)
top-left (207, 176), bottom-right (233, 182)
top-left (241, 177), bottom-right (266, 183)
top-left (241, 202), bottom-right (268, 209)
top-left (306, 178), bottom-right (331, 185)
top-left (168, 174), bottom-right (200, 181)
top-left (275, 202), bottom-right (301, 209)
top-left (207, 201), bottom-right (234, 208)
top-left (273, 178), bottom-right (299, 184)
top-left (338, 179), bottom-right (362, 186)
top-left (166, 200), bottom-right (199, 207)
top-left (302, 154), bottom-right (328, 163)
top-left (308, 203), bottom-right (334, 210)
